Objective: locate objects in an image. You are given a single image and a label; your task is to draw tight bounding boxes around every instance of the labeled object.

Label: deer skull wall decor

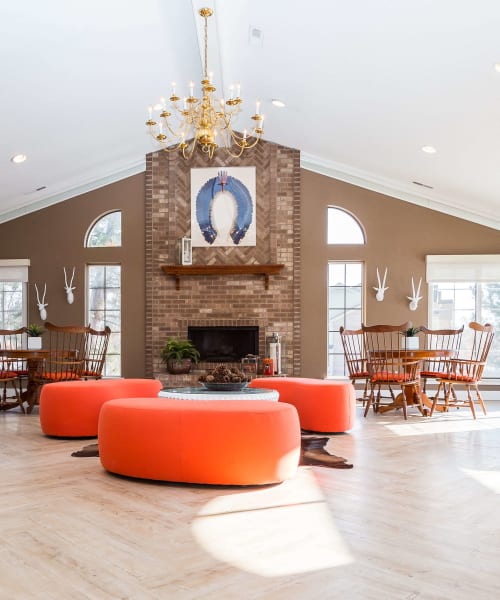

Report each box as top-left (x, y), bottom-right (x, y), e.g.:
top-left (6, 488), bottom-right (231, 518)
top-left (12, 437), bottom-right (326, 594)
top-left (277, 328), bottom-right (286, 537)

top-left (407, 276), bottom-right (423, 311)
top-left (373, 267), bottom-right (388, 301)
top-left (64, 267), bottom-right (76, 304)
top-left (35, 283), bottom-right (48, 321)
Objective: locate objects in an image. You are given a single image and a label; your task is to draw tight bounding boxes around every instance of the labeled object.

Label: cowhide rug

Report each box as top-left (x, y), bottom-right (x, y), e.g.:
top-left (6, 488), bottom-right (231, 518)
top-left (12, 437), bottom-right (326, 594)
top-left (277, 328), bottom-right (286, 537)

top-left (300, 436), bottom-right (353, 469)
top-left (71, 443), bottom-right (99, 457)
top-left (72, 436), bottom-right (352, 469)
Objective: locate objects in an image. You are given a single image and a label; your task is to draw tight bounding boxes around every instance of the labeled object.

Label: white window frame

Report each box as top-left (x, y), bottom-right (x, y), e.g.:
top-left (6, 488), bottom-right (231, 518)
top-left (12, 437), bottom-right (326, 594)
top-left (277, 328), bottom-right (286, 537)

top-left (426, 255), bottom-right (500, 379)
top-left (0, 259), bottom-right (29, 329)
top-left (86, 263), bottom-right (121, 377)
top-left (84, 210), bottom-right (122, 248)
top-left (327, 261), bottom-right (364, 377)
top-left (327, 207), bottom-right (366, 245)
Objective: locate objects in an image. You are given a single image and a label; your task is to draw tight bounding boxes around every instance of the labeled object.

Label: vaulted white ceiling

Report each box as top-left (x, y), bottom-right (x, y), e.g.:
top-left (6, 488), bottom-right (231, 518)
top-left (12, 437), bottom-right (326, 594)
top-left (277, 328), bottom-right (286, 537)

top-left (3, 0), bottom-right (500, 228)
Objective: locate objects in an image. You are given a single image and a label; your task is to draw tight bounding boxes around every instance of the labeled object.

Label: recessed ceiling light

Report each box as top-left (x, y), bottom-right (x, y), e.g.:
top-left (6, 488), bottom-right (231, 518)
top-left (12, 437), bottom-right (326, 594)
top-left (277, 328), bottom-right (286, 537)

top-left (271, 99), bottom-right (286, 108)
top-left (494, 63), bottom-right (500, 73)
top-left (11, 153), bottom-right (27, 164)
top-left (421, 145), bottom-right (437, 154)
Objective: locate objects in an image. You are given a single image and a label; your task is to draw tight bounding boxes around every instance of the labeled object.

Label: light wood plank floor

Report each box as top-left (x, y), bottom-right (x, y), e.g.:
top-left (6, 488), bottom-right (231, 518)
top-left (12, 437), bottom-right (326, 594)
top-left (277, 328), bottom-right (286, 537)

top-left (2, 401), bottom-right (500, 599)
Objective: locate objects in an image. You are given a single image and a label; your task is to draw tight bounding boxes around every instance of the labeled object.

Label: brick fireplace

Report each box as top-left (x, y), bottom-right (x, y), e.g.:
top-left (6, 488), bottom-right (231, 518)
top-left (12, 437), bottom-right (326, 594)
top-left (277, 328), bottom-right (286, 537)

top-left (144, 139), bottom-right (301, 384)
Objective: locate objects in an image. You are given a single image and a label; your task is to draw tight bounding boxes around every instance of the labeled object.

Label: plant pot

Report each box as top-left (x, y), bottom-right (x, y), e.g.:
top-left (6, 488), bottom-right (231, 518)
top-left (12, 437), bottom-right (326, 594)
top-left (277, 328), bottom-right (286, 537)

top-left (403, 337), bottom-right (419, 350)
top-left (166, 358), bottom-right (192, 374)
top-left (27, 337), bottom-right (42, 350)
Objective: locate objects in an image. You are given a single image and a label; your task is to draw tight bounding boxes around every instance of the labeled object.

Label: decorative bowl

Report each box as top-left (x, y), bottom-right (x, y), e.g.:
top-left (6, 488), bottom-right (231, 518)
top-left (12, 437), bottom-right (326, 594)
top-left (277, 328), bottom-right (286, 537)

top-left (200, 382), bottom-right (249, 391)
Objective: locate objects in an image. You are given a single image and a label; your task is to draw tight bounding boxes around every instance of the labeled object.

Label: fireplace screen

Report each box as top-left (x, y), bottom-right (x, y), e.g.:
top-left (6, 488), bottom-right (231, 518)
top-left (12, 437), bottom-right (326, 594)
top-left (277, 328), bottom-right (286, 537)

top-left (188, 326), bottom-right (259, 362)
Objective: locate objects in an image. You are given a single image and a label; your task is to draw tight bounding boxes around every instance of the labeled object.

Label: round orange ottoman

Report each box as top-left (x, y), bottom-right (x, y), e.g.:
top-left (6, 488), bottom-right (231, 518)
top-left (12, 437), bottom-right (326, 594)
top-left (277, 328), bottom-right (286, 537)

top-left (39, 379), bottom-right (162, 437)
top-left (249, 377), bottom-right (356, 432)
top-left (98, 398), bottom-right (301, 485)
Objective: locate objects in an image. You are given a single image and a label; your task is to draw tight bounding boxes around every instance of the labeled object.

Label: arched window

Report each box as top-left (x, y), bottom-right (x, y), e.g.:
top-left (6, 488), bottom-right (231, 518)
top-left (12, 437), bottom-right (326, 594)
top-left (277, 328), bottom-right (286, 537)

top-left (327, 207), bottom-right (365, 244)
top-left (85, 211), bottom-right (122, 247)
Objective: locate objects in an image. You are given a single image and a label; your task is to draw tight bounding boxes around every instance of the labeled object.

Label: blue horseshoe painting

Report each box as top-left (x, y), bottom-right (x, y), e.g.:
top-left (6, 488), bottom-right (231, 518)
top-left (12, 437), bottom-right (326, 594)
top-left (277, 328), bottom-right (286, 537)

top-left (190, 167), bottom-right (256, 247)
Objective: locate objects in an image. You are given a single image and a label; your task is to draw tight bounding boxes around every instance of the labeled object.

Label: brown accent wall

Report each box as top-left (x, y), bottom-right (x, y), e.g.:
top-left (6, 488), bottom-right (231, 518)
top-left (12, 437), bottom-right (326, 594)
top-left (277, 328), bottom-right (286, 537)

top-left (144, 141), bottom-right (301, 382)
top-left (0, 160), bottom-right (499, 382)
top-left (0, 174), bottom-right (146, 378)
top-left (301, 169), bottom-right (500, 378)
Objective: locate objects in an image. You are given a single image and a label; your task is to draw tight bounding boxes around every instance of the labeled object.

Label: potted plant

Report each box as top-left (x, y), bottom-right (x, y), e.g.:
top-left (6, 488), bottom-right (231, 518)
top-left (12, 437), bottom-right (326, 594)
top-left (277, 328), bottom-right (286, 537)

top-left (26, 323), bottom-right (44, 350)
top-left (161, 338), bottom-right (200, 374)
top-left (401, 326), bottom-right (420, 350)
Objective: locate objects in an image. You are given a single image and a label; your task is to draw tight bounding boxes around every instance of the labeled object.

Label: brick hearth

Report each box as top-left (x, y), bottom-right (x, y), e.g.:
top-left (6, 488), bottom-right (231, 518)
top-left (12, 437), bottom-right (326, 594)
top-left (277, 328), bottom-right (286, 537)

top-left (144, 139), bottom-right (301, 381)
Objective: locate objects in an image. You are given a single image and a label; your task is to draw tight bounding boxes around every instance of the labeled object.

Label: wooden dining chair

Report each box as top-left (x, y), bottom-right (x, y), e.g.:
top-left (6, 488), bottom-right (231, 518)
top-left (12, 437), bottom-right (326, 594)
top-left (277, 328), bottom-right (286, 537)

top-left (419, 326), bottom-right (464, 393)
top-left (0, 326), bottom-right (29, 395)
top-left (339, 326), bottom-right (369, 405)
top-left (431, 322), bottom-right (494, 419)
top-left (362, 322), bottom-right (422, 419)
top-left (0, 360), bottom-right (23, 412)
top-left (33, 323), bottom-right (89, 392)
top-left (82, 326), bottom-right (111, 379)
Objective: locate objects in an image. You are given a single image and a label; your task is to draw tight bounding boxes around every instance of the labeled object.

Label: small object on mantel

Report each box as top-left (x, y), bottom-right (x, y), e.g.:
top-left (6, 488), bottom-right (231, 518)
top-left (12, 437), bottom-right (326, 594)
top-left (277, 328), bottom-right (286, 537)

top-left (161, 264), bottom-right (285, 291)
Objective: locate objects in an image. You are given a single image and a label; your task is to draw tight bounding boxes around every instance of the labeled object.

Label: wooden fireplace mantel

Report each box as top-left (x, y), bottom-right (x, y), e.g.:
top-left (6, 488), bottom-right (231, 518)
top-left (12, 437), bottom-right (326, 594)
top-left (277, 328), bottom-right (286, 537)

top-left (161, 264), bottom-right (285, 291)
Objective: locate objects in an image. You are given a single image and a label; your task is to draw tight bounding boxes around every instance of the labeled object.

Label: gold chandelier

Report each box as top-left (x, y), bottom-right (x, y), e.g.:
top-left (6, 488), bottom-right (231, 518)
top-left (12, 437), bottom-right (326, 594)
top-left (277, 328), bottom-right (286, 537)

top-left (145, 7), bottom-right (264, 160)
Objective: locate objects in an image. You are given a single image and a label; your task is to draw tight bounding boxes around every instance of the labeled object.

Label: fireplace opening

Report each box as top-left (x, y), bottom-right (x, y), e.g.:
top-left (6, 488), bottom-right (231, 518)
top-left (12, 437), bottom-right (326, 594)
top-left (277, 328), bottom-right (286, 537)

top-left (188, 326), bottom-right (259, 363)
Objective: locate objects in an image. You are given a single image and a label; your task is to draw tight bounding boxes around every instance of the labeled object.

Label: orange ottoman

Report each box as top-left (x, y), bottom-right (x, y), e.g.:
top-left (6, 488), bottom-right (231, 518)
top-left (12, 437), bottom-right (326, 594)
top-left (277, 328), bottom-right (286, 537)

top-left (98, 398), bottom-right (301, 485)
top-left (249, 377), bottom-right (356, 432)
top-left (39, 378), bottom-right (162, 437)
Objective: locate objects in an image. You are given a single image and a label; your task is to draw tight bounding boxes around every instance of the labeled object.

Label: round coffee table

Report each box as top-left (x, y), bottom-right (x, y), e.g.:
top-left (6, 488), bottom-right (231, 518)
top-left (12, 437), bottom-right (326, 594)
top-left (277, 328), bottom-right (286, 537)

top-left (159, 386), bottom-right (279, 401)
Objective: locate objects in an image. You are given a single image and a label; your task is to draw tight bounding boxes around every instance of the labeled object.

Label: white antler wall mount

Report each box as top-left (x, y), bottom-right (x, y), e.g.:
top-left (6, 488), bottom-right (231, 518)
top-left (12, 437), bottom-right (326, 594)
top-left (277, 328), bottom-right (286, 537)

top-left (373, 267), bottom-right (388, 301)
top-left (35, 283), bottom-right (48, 321)
top-left (407, 276), bottom-right (423, 311)
top-left (64, 267), bottom-right (76, 304)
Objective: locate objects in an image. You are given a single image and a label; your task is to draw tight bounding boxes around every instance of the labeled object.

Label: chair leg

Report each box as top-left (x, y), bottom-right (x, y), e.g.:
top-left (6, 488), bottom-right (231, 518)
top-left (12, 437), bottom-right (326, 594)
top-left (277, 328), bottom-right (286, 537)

top-left (361, 379), bottom-right (369, 406)
top-left (474, 384), bottom-right (487, 416)
top-left (465, 385), bottom-right (476, 419)
top-left (13, 379), bottom-right (24, 414)
top-left (364, 385), bottom-right (375, 417)
top-left (443, 383), bottom-right (454, 412)
top-left (430, 381), bottom-right (443, 416)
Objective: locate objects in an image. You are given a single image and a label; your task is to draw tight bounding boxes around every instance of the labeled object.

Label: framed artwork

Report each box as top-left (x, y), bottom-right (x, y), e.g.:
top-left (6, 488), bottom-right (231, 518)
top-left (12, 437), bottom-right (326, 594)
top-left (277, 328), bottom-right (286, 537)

top-left (191, 167), bottom-right (256, 247)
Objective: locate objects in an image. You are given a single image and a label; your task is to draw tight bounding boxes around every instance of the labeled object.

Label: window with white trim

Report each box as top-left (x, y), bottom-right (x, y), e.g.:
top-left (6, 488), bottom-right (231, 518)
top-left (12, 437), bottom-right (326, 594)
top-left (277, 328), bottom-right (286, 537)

top-left (87, 265), bottom-right (121, 377)
top-left (327, 207), bottom-right (365, 244)
top-left (328, 262), bottom-right (364, 376)
top-left (85, 211), bottom-right (122, 248)
top-left (0, 260), bottom-right (29, 329)
top-left (427, 255), bottom-right (500, 377)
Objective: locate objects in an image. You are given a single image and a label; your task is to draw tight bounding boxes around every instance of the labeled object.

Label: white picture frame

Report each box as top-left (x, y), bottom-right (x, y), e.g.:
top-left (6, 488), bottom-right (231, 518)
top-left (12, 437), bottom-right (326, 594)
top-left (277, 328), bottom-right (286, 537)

top-left (178, 237), bottom-right (192, 265)
top-left (191, 167), bottom-right (256, 247)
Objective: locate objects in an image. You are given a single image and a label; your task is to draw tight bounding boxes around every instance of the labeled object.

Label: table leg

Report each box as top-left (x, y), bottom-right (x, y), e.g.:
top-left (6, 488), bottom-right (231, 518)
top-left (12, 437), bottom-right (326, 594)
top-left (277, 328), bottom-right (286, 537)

top-left (25, 358), bottom-right (43, 414)
top-left (378, 383), bottom-right (429, 416)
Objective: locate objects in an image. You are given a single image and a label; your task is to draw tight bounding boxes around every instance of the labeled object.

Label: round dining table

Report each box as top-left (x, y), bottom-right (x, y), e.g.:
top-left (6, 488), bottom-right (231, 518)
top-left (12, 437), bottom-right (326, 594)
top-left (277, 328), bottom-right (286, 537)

top-left (0, 348), bottom-right (49, 413)
top-left (369, 348), bottom-right (455, 415)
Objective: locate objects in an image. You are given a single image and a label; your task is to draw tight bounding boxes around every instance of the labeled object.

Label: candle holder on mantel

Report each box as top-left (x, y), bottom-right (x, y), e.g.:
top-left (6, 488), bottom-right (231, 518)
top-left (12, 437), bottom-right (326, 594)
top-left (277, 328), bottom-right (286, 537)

top-left (265, 333), bottom-right (286, 375)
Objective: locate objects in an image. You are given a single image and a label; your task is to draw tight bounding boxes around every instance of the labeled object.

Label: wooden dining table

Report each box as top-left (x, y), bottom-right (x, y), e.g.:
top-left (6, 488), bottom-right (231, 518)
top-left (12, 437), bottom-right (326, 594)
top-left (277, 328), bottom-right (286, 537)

top-left (0, 348), bottom-right (49, 413)
top-left (369, 348), bottom-right (455, 416)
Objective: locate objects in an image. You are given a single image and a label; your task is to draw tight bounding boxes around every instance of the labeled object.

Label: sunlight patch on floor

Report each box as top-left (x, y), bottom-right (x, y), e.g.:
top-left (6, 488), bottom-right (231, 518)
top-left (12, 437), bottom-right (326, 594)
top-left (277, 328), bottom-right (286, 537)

top-left (384, 415), bottom-right (500, 436)
top-left (192, 469), bottom-right (353, 576)
top-left (462, 468), bottom-right (500, 494)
